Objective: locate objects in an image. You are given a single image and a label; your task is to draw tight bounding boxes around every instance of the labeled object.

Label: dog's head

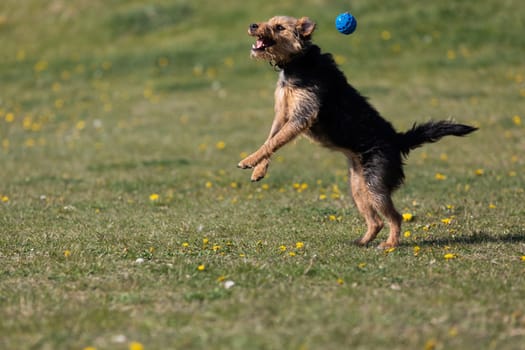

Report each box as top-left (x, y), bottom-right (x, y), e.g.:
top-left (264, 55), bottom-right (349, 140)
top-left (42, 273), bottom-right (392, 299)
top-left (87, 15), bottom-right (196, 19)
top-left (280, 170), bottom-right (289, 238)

top-left (248, 16), bottom-right (316, 66)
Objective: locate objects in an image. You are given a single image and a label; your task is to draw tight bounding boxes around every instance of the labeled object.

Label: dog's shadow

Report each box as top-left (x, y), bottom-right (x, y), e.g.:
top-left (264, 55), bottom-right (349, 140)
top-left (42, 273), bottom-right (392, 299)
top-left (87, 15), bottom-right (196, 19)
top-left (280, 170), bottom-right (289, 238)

top-left (399, 230), bottom-right (525, 247)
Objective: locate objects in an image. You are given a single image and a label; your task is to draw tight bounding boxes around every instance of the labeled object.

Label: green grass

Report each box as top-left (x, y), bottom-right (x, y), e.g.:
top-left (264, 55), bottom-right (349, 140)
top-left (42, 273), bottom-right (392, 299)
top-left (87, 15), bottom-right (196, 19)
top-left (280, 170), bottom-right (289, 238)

top-left (1, 0), bottom-right (524, 349)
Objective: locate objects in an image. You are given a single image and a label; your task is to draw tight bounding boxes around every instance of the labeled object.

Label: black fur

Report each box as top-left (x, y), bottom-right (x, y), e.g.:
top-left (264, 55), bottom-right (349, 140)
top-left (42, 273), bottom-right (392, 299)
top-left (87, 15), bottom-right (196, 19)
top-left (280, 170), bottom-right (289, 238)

top-left (280, 44), bottom-right (477, 191)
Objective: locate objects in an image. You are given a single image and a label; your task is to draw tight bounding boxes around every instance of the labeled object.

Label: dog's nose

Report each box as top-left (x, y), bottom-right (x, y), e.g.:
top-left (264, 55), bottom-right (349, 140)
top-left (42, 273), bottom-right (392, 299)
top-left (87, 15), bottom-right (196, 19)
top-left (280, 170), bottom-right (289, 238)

top-left (249, 23), bottom-right (259, 31)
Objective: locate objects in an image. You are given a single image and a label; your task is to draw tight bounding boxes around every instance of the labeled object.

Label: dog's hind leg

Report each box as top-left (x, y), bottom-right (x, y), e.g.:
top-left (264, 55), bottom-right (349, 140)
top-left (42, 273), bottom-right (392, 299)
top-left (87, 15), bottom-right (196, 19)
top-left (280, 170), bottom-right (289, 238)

top-left (372, 193), bottom-right (402, 249)
top-left (349, 165), bottom-right (384, 246)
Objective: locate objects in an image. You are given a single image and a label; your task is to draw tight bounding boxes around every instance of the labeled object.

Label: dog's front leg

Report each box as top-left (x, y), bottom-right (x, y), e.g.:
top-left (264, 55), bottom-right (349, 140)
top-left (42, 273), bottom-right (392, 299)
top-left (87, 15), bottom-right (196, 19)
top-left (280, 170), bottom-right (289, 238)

top-left (239, 118), bottom-right (314, 180)
top-left (238, 110), bottom-right (286, 169)
top-left (240, 116), bottom-right (286, 181)
top-left (239, 88), bottom-right (319, 180)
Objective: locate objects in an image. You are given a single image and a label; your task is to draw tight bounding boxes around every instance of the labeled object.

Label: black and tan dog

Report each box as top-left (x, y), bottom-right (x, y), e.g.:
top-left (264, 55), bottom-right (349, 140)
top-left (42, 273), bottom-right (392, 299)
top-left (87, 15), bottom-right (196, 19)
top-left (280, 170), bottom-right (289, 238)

top-left (238, 16), bottom-right (477, 248)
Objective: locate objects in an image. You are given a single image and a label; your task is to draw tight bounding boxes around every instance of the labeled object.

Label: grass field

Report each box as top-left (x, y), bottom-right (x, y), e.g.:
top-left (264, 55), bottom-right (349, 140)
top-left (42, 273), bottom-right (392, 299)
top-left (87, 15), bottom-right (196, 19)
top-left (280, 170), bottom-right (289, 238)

top-left (1, 0), bottom-right (524, 349)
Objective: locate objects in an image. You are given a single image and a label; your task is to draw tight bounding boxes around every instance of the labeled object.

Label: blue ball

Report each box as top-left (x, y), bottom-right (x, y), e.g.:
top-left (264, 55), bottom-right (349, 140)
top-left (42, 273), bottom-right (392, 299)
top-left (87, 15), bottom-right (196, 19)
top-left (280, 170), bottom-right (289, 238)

top-left (335, 12), bottom-right (357, 35)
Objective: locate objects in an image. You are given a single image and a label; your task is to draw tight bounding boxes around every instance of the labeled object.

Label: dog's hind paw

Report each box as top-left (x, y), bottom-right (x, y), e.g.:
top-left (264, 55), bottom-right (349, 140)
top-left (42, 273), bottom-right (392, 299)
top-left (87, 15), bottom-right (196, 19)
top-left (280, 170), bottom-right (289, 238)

top-left (353, 238), bottom-right (370, 247)
top-left (376, 241), bottom-right (399, 250)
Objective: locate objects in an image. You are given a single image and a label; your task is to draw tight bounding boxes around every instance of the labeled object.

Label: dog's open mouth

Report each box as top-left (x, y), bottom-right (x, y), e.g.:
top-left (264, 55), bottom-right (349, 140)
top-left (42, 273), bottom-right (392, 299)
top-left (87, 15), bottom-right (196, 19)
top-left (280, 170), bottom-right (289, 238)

top-left (252, 37), bottom-right (275, 51)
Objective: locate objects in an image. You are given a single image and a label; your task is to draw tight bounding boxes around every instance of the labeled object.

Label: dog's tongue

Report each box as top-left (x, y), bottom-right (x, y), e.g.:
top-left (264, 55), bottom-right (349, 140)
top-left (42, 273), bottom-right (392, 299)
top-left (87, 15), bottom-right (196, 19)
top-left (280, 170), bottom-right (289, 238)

top-left (256, 39), bottom-right (265, 49)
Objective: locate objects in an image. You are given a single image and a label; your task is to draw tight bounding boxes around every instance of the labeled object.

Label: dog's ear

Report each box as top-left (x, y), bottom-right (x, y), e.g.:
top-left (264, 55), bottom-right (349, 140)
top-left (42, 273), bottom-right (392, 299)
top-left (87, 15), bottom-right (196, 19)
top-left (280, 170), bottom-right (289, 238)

top-left (296, 17), bottom-right (316, 39)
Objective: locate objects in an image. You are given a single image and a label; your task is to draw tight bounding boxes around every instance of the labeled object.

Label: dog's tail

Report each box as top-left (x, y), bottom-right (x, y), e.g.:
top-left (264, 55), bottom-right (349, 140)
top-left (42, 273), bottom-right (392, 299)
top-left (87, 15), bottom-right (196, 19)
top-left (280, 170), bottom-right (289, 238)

top-left (398, 120), bottom-right (477, 156)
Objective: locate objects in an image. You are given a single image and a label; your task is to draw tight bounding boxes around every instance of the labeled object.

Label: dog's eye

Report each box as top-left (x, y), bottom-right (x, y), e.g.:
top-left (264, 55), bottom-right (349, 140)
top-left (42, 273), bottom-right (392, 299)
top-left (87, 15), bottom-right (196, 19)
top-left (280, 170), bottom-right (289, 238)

top-left (275, 24), bottom-right (285, 31)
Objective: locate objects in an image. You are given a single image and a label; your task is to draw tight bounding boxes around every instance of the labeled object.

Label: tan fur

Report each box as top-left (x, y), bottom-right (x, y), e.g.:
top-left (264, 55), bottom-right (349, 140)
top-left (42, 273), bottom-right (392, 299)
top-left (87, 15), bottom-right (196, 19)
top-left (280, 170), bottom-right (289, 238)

top-left (248, 16), bottom-right (315, 66)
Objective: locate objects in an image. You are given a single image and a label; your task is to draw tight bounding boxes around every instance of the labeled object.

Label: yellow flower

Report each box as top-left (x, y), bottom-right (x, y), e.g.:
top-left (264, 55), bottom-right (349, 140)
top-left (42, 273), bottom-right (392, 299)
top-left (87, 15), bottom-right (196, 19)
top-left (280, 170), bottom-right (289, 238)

top-left (403, 230), bottom-right (411, 238)
top-left (279, 245), bottom-right (287, 252)
top-left (448, 326), bottom-right (459, 337)
top-left (1, 195), bottom-right (9, 203)
top-left (5, 112), bottom-right (14, 123)
top-left (158, 57), bottom-right (169, 67)
top-left (358, 262), bottom-right (367, 269)
top-left (34, 60), bottom-right (48, 72)
top-left (512, 115), bottom-right (521, 126)
top-left (441, 217), bottom-right (453, 225)
top-left (223, 56), bottom-right (234, 68)
top-left (424, 338), bottom-right (437, 350)
top-left (24, 138), bottom-right (35, 148)
top-left (489, 203), bottom-right (497, 209)
top-left (182, 242), bottom-right (189, 248)
top-left (444, 253), bottom-right (456, 260)
top-left (385, 247), bottom-right (396, 254)
top-left (217, 275), bottom-right (226, 282)
top-left (205, 181), bottom-right (213, 188)
top-left (319, 194), bottom-right (327, 200)
top-left (295, 241), bottom-right (304, 249)
top-left (413, 246), bottom-right (421, 256)
top-left (334, 54), bottom-right (347, 65)
top-left (55, 99), bottom-right (65, 109)
top-left (197, 264), bottom-right (205, 271)
top-left (212, 245), bottom-right (221, 252)
top-left (402, 213), bottom-right (413, 222)
top-left (381, 30), bottom-right (392, 41)
top-left (63, 250), bottom-right (71, 258)
top-left (328, 215), bottom-right (337, 221)
top-left (474, 168), bottom-right (484, 176)
top-left (23, 115), bottom-right (32, 130)
top-left (75, 120), bottom-right (86, 130)
top-left (288, 251), bottom-right (296, 257)
top-left (521, 256), bottom-right (525, 262)
top-left (202, 238), bottom-right (209, 245)
top-left (51, 81), bottom-right (62, 92)
top-left (16, 49), bottom-right (26, 61)
top-left (129, 342), bottom-right (144, 350)
top-left (435, 173), bottom-right (447, 180)
top-left (149, 193), bottom-right (159, 201)
top-left (261, 183), bottom-right (269, 190)
top-left (337, 278), bottom-right (344, 285)
top-left (215, 141), bottom-right (226, 150)
top-left (83, 347), bottom-right (97, 350)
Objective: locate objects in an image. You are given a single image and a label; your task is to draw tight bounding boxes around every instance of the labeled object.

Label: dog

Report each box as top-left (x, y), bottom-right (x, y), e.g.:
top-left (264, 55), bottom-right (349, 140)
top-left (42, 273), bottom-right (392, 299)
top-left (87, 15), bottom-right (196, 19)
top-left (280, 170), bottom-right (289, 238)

top-left (238, 16), bottom-right (477, 248)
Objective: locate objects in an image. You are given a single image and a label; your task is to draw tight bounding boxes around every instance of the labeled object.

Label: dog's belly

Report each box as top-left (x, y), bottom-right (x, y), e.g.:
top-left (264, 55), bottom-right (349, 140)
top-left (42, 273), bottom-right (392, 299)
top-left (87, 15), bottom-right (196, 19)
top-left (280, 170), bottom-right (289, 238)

top-left (303, 127), bottom-right (332, 146)
top-left (303, 126), bottom-right (349, 152)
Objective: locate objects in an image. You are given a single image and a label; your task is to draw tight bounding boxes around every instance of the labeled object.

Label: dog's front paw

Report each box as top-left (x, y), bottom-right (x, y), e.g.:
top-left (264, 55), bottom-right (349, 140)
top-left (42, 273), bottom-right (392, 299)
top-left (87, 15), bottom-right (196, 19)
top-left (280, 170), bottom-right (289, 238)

top-left (237, 159), bottom-right (253, 169)
top-left (250, 159), bottom-right (269, 181)
top-left (237, 153), bottom-right (260, 169)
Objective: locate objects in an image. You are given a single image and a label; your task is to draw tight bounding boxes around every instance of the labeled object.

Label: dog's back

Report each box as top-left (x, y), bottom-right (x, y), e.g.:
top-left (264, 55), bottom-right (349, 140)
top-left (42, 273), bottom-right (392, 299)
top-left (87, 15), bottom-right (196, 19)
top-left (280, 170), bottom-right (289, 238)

top-left (280, 44), bottom-right (406, 190)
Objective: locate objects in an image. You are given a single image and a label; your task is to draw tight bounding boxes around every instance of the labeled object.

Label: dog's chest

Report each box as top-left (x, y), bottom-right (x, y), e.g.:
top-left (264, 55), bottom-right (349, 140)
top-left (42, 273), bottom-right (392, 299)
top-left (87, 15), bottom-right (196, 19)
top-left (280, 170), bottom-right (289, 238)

top-left (274, 74), bottom-right (295, 115)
